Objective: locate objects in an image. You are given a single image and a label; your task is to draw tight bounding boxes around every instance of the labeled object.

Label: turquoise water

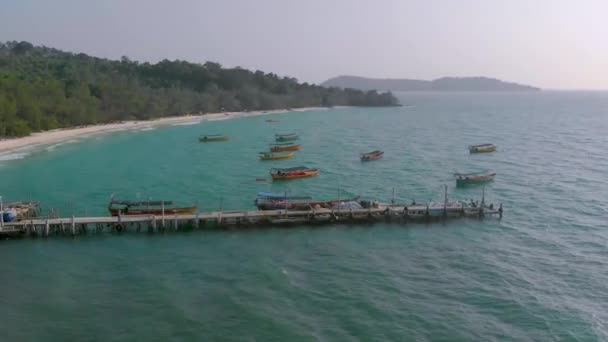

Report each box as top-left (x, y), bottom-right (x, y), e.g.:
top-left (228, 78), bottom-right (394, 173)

top-left (1, 91), bottom-right (607, 340)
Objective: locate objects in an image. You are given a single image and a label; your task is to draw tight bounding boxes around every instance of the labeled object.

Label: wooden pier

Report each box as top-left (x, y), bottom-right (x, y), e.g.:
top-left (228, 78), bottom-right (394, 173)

top-left (0, 205), bottom-right (502, 238)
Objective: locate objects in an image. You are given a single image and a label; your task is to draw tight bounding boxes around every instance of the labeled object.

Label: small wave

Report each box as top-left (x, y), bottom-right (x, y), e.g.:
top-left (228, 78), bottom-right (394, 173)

top-left (45, 139), bottom-right (79, 151)
top-left (172, 121), bottom-right (201, 126)
top-left (138, 127), bottom-right (156, 131)
top-left (0, 152), bottom-right (29, 161)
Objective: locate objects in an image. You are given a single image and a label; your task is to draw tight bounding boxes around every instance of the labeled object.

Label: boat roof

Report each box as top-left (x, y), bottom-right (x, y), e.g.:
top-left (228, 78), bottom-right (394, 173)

top-left (257, 192), bottom-right (312, 200)
top-left (270, 166), bottom-right (309, 172)
top-left (201, 134), bottom-right (225, 137)
top-left (110, 200), bottom-right (174, 206)
top-left (275, 133), bottom-right (297, 136)
top-left (270, 143), bottom-right (299, 146)
top-left (470, 143), bottom-right (495, 147)
top-left (362, 150), bottom-right (383, 154)
top-left (454, 171), bottom-right (495, 176)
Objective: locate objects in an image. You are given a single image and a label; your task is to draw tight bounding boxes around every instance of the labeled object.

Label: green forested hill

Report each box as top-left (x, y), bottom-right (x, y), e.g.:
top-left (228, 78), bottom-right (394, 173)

top-left (0, 41), bottom-right (398, 136)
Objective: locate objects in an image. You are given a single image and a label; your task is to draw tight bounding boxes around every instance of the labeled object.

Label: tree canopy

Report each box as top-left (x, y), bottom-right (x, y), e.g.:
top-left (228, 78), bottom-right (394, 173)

top-left (0, 41), bottom-right (399, 137)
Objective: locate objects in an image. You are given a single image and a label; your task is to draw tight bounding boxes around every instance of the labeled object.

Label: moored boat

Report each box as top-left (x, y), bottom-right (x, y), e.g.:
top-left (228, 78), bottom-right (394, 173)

top-left (361, 150), bottom-right (384, 161)
top-left (469, 144), bottom-right (496, 153)
top-left (259, 152), bottom-right (294, 160)
top-left (1, 201), bottom-right (40, 222)
top-left (275, 133), bottom-right (298, 142)
top-left (255, 192), bottom-right (360, 210)
top-left (270, 143), bottom-right (301, 152)
top-left (108, 197), bottom-right (197, 216)
top-left (270, 166), bottom-right (319, 180)
top-left (455, 171), bottom-right (496, 187)
top-left (199, 134), bottom-right (229, 142)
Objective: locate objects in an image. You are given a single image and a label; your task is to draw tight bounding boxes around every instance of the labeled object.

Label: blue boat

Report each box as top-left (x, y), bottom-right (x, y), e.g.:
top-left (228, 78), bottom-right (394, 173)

top-left (1, 208), bottom-right (17, 222)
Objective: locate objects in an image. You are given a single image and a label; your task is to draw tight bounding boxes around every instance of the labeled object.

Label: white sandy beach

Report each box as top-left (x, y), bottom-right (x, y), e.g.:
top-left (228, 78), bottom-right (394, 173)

top-left (0, 107), bottom-right (327, 155)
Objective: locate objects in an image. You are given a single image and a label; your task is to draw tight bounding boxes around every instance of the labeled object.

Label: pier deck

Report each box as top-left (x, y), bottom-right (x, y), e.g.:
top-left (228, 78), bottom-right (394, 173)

top-left (0, 205), bottom-right (502, 238)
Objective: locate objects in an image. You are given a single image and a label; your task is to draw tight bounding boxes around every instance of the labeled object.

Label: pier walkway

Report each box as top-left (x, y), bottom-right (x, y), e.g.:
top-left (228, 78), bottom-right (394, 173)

top-left (0, 205), bottom-right (502, 238)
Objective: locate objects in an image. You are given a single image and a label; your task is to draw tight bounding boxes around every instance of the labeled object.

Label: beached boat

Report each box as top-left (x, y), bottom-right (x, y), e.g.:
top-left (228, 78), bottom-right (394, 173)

top-left (270, 143), bottom-right (301, 152)
top-left (455, 171), bottom-right (496, 187)
top-left (270, 166), bottom-right (319, 180)
top-left (108, 198), bottom-right (197, 216)
top-left (361, 150), bottom-right (384, 161)
top-left (259, 152), bottom-right (294, 160)
top-left (275, 133), bottom-right (298, 142)
top-left (469, 144), bottom-right (496, 153)
top-left (199, 135), bottom-right (229, 142)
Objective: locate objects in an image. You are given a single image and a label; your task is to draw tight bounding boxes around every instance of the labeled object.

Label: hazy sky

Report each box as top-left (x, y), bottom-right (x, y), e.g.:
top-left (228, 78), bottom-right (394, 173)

top-left (1, 0), bottom-right (607, 89)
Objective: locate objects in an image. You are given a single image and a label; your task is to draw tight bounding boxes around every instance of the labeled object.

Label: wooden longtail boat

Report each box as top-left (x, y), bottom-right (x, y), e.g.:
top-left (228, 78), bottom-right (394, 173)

top-left (468, 144), bottom-right (496, 153)
top-left (270, 143), bottom-right (301, 152)
top-left (108, 198), bottom-right (197, 216)
top-left (255, 192), bottom-right (360, 210)
top-left (455, 171), bottom-right (496, 187)
top-left (361, 150), bottom-right (384, 161)
top-left (199, 135), bottom-right (229, 142)
top-left (259, 152), bottom-right (294, 160)
top-left (275, 133), bottom-right (298, 142)
top-left (270, 166), bottom-right (319, 180)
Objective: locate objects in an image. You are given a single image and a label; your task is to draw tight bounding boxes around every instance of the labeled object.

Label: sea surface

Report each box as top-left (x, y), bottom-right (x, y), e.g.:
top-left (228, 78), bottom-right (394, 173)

top-left (0, 91), bottom-right (607, 341)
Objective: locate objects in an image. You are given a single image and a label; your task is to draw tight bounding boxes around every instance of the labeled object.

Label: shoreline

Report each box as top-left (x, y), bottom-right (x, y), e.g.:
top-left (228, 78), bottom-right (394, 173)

top-left (0, 107), bottom-right (328, 155)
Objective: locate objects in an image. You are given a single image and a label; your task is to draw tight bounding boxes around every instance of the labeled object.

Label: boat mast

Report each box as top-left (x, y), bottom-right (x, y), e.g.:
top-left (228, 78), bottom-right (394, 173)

top-left (392, 188), bottom-right (395, 205)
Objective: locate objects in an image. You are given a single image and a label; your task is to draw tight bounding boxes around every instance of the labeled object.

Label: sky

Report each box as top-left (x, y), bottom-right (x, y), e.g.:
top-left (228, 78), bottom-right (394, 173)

top-left (1, 0), bottom-right (607, 89)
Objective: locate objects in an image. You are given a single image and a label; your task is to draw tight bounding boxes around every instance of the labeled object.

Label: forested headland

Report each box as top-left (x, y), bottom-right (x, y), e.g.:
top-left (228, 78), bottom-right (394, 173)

top-left (0, 41), bottom-right (398, 137)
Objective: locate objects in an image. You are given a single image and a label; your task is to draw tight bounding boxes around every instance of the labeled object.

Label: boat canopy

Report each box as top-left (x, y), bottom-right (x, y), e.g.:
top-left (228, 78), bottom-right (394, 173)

top-left (270, 143), bottom-right (299, 146)
top-left (110, 200), bottom-right (174, 206)
top-left (454, 170), bottom-right (493, 177)
top-left (256, 192), bottom-right (312, 200)
top-left (270, 166), bottom-right (309, 172)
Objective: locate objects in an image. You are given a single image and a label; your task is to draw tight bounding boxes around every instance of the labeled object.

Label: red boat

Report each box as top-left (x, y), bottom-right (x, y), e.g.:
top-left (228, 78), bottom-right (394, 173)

top-left (361, 150), bottom-right (384, 161)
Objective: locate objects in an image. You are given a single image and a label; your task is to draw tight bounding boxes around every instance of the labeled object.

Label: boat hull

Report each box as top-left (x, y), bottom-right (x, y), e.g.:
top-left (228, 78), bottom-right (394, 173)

top-left (361, 151), bottom-right (384, 161)
top-left (275, 136), bottom-right (298, 142)
top-left (270, 144), bottom-right (301, 152)
top-left (259, 152), bottom-right (294, 160)
top-left (271, 169), bottom-right (319, 180)
top-left (456, 176), bottom-right (495, 187)
top-left (199, 136), bottom-right (229, 142)
top-left (109, 207), bottom-right (198, 216)
top-left (469, 145), bottom-right (496, 153)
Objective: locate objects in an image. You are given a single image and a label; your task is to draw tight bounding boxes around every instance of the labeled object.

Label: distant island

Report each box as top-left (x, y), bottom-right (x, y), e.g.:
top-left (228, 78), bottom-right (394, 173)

top-left (322, 75), bottom-right (540, 92)
top-left (0, 41), bottom-right (398, 137)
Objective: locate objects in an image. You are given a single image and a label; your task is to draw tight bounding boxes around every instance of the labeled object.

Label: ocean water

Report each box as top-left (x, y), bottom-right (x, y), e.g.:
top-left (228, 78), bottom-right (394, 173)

top-left (0, 91), bottom-right (607, 341)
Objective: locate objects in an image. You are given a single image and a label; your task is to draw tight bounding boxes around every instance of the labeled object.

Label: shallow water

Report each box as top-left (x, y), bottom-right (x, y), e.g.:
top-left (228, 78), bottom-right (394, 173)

top-left (0, 91), bottom-right (607, 341)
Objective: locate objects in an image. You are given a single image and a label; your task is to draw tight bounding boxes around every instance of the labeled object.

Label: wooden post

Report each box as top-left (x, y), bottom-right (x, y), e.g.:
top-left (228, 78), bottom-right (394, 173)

top-left (45, 219), bottom-right (50, 237)
top-left (195, 212), bottom-right (200, 229)
top-left (161, 202), bottom-right (165, 229)
top-left (173, 215), bottom-right (178, 231)
top-left (71, 216), bottom-right (76, 236)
